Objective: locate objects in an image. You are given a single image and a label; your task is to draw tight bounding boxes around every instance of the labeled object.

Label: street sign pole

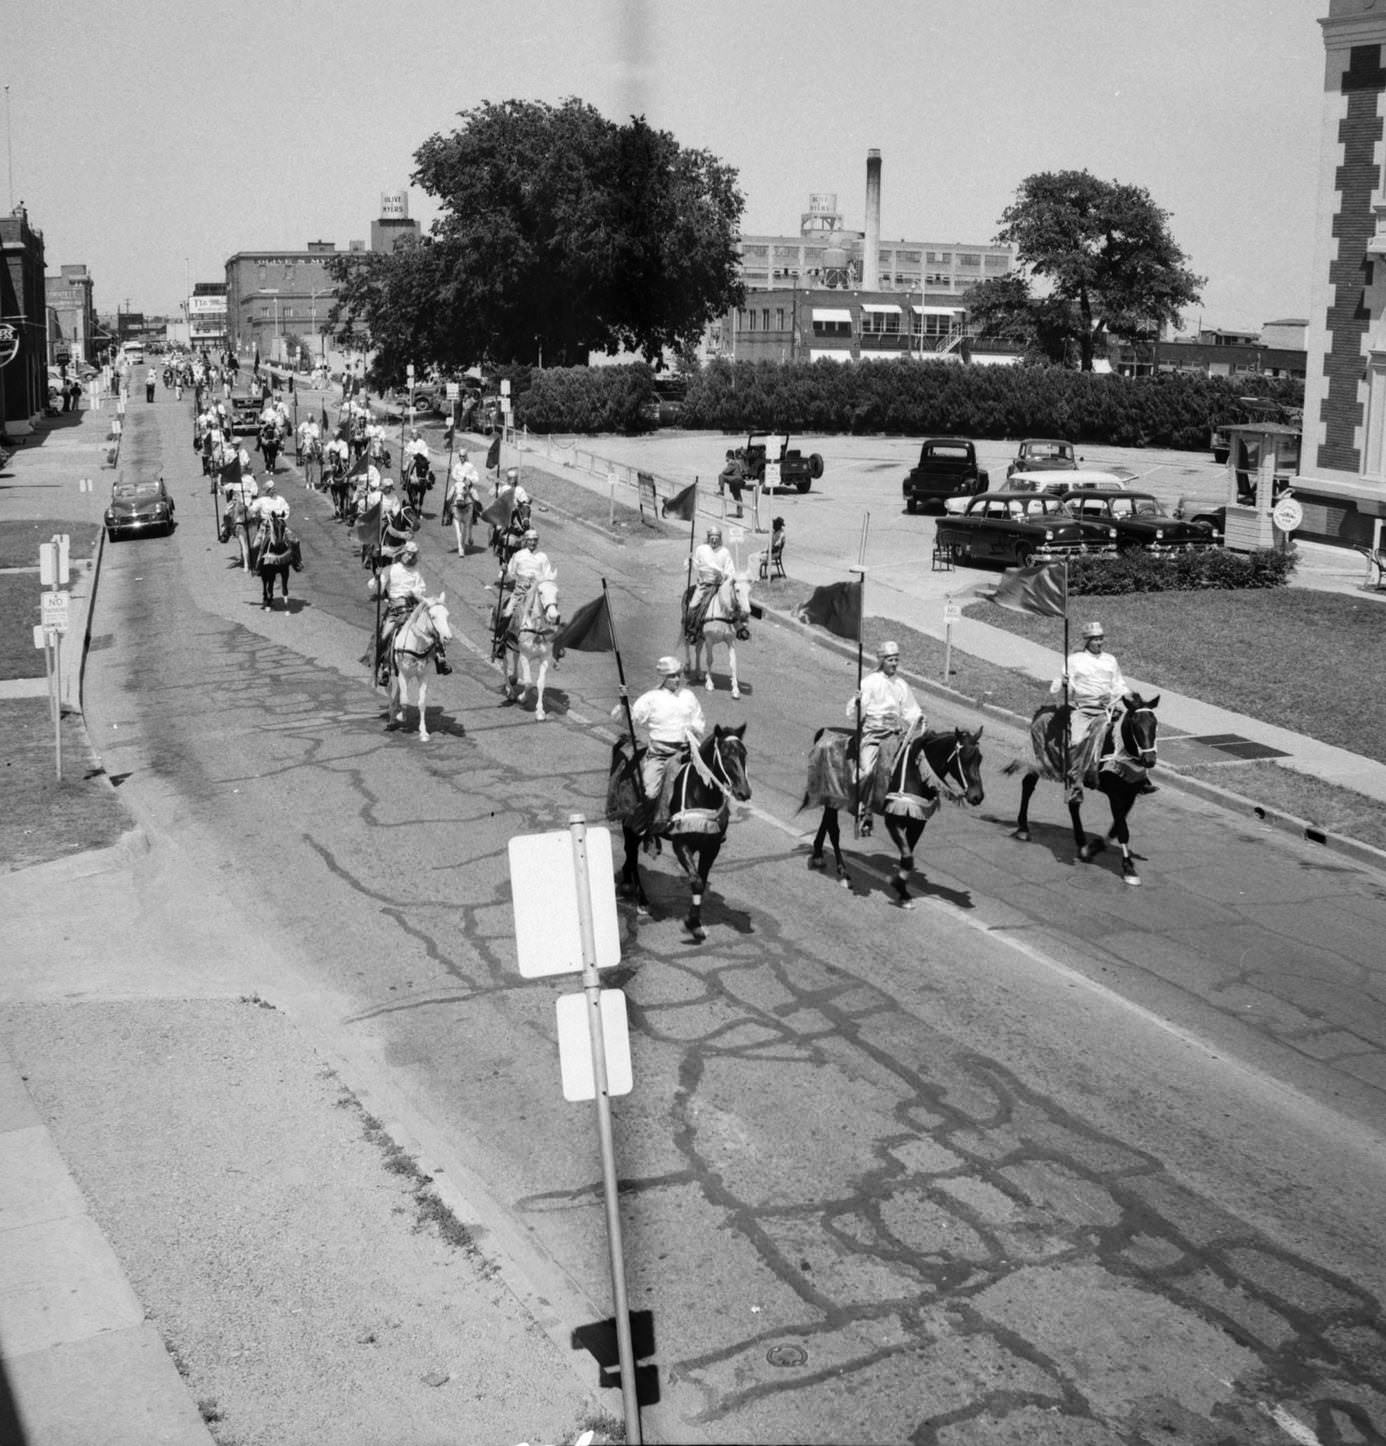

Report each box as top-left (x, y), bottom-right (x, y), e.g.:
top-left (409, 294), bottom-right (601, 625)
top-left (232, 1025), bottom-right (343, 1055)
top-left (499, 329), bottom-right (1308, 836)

top-left (568, 814), bottom-right (641, 1445)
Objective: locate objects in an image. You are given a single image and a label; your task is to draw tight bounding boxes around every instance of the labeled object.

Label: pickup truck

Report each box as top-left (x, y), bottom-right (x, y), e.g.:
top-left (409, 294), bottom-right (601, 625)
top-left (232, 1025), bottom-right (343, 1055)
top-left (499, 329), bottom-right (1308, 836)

top-left (902, 438), bottom-right (989, 513)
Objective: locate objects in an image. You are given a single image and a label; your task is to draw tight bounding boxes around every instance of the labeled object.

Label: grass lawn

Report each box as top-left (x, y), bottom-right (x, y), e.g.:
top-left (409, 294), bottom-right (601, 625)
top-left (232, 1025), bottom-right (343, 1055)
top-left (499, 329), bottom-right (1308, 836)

top-left (0, 700), bottom-right (132, 872)
top-left (0, 519), bottom-right (101, 570)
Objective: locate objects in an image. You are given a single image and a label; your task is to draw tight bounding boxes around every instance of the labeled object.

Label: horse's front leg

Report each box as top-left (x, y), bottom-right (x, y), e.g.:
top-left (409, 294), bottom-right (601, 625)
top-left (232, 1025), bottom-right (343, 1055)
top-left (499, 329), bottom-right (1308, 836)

top-left (885, 817), bottom-right (923, 908)
top-left (1014, 770), bottom-right (1040, 841)
top-left (1070, 795), bottom-right (1096, 862)
top-left (415, 673), bottom-right (430, 741)
top-left (726, 641), bottom-right (740, 701)
top-left (675, 836), bottom-right (721, 942)
top-left (617, 825), bottom-right (649, 911)
top-left (533, 657), bottom-right (548, 721)
top-left (1105, 785), bottom-right (1141, 885)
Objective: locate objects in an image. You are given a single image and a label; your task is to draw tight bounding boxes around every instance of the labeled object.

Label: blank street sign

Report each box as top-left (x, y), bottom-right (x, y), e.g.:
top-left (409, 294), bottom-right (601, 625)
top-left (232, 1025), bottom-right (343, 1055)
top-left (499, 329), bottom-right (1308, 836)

top-left (556, 990), bottom-right (632, 1101)
top-left (508, 826), bottom-right (621, 977)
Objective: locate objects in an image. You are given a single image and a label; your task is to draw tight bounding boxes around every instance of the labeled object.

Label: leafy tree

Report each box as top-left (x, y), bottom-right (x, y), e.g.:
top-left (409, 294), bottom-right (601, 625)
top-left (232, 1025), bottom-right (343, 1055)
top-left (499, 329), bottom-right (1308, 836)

top-left (965, 170), bottom-right (1204, 371)
top-left (332, 98), bottom-right (744, 384)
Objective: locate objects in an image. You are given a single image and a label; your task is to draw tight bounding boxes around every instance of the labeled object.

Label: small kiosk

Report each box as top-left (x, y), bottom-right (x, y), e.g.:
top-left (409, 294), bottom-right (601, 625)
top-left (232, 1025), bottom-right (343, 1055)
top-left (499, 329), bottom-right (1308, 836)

top-left (1220, 423), bottom-right (1301, 552)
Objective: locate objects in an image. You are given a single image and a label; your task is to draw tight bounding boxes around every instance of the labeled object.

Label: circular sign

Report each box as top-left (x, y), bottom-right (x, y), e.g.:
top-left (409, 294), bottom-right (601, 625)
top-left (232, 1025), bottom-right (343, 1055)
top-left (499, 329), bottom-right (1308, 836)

top-left (0, 323), bottom-right (19, 368)
top-left (1272, 496), bottom-right (1304, 532)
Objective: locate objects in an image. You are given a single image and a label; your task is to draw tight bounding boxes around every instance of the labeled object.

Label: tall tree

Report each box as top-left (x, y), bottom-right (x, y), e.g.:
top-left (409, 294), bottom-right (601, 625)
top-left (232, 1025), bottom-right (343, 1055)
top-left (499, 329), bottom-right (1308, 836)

top-left (333, 98), bottom-right (744, 383)
top-left (965, 170), bottom-right (1204, 371)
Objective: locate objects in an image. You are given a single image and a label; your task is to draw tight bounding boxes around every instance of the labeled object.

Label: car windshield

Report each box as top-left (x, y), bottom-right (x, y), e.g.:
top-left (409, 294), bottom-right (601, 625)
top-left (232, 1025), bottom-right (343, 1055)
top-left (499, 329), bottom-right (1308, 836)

top-left (114, 484), bottom-right (161, 501)
top-left (1025, 443), bottom-right (1069, 460)
top-left (928, 445), bottom-right (971, 461)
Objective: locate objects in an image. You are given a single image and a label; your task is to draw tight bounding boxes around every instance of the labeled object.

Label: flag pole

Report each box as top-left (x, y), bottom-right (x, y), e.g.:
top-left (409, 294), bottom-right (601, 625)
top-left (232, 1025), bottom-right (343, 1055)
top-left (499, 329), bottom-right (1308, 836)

top-left (602, 579), bottom-right (638, 749)
top-left (851, 510), bottom-right (870, 838)
top-left (1062, 557), bottom-right (1071, 789)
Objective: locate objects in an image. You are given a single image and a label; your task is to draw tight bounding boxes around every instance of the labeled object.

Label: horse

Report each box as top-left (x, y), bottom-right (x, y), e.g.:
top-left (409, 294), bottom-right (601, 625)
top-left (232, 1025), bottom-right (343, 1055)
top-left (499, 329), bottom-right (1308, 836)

top-left (250, 512), bottom-right (302, 611)
top-left (361, 504), bottom-right (419, 570)
top-left (445, 475), bottom-right (478, 555)
top-left (384, 594), bottom-right (453, 741)
top-left (606, 723), bottom-right (751, 942)
top-left (683, 571), bottom-right (754, 699)
top-left (501, 569), bottom-right (562, 719)
top-left (300, 438), bottom-right (323, 491)
top-left (404, 452), bottom-right (434, 513)
top-left (1005, 692), bottom-right (1160, 885)
top-left (220, 494), bottom-right (254, 570)
top-left (802, 723), bottom-right (985, 906)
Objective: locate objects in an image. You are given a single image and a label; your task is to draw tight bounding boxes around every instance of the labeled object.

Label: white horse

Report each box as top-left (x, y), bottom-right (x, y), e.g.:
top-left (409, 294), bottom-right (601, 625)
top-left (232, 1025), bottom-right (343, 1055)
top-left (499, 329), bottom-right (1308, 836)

top-left (502, 569), bottom-right (561, 720)
top-left (446, 473), bottom-right (478, 555)
top-left (683, 571), bottom-right (753, 700)
top-left (387, 594), bottom-right (453, 741)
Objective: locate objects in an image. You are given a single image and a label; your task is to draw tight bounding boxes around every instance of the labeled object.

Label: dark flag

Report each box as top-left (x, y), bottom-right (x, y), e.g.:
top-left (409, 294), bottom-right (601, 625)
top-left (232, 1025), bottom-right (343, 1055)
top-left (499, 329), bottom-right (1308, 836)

top-left (319, 405), bottom-right (329, 432)
top-left (552, 594), bottom-right (615, 653)
top-left (479, 486), bottom-right (515, 530)
top-left (218, 456), bottom-right (241, 488)
top-left (799, 579), bottom-right (861, 641)
top-left (485, 435), bottom-right (501, 470)
top-left (253, 344), bottom-right (261, 369)
top-left (351, 499), bottom-right (382, 547)
top-left (662, 481), bottom-right (698, 521)
top-left (992, 563), bottom-right (1068, 618)
top-left (345, 449), bottom-right (369, 479)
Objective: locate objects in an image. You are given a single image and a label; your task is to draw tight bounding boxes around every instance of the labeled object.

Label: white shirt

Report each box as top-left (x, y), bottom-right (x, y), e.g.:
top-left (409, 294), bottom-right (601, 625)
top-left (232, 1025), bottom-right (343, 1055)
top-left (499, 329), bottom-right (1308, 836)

top-left (505, 547), bottom-right (550, 586)
top-left (404, 437), bottom-right (429, 462)
top-left (383, 562), bottom-right (426, 604)
top-left (849, 669), bottom-right (923, 731)
top-left (693, 543), bottom-right (734, 584)
top-left (1054, 647), bottom-right (1127, 707)
top-left (631, 685), bottom-right (706, 745)
top-left (249, 493), bottom-right (289, 521)
top-left (298, 421), bottom-right (320, 445)
top-left (451, 457), bottom-right (479, 489)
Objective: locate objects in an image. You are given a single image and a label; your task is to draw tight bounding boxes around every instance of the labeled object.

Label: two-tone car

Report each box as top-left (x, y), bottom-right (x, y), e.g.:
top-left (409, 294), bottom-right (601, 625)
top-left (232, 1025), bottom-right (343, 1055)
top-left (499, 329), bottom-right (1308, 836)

top-left (934, 491), bottom-right (1117, 568)
top-left (1005, 438), bottom-right (1079, 480)
top-left (104, 477), bottom-right (175, 541)
top-left (1053, 489), bottom-right (1218, 553)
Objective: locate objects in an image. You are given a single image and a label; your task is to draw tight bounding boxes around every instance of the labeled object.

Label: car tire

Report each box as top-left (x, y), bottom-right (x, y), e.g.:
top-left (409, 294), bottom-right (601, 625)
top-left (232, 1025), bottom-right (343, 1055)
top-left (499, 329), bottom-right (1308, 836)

top-left (1212, 448), bottom-right (1229, 465)
top-left (809, 453), bottom-right (823, 479)
top-left (796, 480), bottom-right (811, 494)
top-left (1016, 547), bottom-right (1034, 567)
top-left (905, 498), bottom-right (917, 514)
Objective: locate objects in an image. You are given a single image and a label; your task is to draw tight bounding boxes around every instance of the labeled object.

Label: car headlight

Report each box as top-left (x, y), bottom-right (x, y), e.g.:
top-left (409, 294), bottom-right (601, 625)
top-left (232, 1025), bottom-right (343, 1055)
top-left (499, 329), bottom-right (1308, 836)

top-left (1044, 529), bottom-right (1054, 541)
top-left (1154, 529), bottom-right (1164, 540)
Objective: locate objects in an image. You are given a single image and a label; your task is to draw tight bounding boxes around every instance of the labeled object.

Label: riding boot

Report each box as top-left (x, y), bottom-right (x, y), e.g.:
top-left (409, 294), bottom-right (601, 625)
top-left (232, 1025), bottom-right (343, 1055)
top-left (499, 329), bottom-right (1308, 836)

top-left (434, 647), bottom-right (452, 675)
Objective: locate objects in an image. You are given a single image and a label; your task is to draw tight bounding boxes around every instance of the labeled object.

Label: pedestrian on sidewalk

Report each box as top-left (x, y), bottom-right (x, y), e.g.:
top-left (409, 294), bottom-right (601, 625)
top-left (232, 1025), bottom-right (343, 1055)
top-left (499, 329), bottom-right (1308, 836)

top-left (145, 367), bottom-right (157, 404)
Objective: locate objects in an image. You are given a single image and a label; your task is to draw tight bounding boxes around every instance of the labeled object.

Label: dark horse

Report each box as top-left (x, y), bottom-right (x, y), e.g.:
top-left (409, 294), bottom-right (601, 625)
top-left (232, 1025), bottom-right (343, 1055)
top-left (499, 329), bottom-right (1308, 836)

top-left (258, 419), bottom-right (282, 475)
top-left (1005, 692), bottom-right (1160, 885)
top-left (405, 452), bottom-right (434, 513)
top-left (606, 723), bottom-right (751, 942)
top-left (326, 452), bottom-right (351, 521)
top-left (803, 724), bottom-right (985, 906)
top-left (251, 512), bottom-right (302, 611)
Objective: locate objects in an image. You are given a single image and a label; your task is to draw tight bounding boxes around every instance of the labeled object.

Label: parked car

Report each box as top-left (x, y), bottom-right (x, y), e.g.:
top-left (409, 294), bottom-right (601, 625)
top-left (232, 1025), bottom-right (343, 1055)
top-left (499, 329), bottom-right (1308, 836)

top-left (934, 491), bottom-right (1117, 567)
top-left (1005, 438), bottom-right (1079, 480)
top-left (105, 477), bottom-right (175, 540)
top-left (1053, 490), bottom-right (1219, 553)
top-left (902, 437), bottom-right (989, 513)
top-left (725, 432), bottom-right (823, 494)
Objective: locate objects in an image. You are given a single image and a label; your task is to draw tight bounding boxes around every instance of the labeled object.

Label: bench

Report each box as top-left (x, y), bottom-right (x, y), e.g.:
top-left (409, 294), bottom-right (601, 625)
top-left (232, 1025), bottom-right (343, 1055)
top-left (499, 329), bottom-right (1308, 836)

top-left (1355, 545), bottom-right (1386, 590)
top-left (932, 541), bottom-right (957, 572)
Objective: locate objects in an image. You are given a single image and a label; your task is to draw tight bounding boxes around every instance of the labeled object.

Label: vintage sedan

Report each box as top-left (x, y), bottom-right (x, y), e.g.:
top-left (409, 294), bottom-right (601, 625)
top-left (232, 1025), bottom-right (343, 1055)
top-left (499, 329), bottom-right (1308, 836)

top-left (1005, 438), bottom-right (1079, 480)
top-left (1054, 489), bottom-right (1219, 553)
top-left (934, 491), bottom-right (1116, 568)
top-left (105, 477), bottom-right (175, 541)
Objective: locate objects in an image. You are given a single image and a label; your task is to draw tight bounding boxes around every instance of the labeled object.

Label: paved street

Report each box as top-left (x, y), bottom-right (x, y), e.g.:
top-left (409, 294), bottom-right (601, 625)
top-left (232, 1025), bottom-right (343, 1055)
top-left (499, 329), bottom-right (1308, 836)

top-left (4, 389), bottom-right (1379, 1442)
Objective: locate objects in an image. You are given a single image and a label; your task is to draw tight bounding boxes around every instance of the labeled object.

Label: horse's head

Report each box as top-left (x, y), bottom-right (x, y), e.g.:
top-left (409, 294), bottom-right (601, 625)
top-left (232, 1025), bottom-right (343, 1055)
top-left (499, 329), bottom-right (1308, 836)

top-left (915, 725), bottom-right (986, 806)
top-left (424, 592), bottom-right (452, 643)
top-left (722, 572), bottom-right (753, 639)
top-left (1120, 693), bottom-right (1159, 769)
top-left (535, 568), bottom-right (561, 623)
top-left (703, 722), bottom-right (751, 803)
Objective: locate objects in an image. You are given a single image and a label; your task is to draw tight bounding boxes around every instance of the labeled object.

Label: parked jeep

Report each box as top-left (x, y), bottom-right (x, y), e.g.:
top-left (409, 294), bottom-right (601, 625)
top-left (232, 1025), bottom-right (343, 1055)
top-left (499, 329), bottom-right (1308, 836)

top-left (902, 437), bottom-right (989, 513)
top-left (722, 432), bottom-right (823, 494)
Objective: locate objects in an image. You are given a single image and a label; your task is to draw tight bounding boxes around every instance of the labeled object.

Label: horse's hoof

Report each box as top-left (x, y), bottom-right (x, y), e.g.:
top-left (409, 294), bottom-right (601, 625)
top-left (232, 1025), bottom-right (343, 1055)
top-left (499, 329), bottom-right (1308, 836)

top-left (704, 677), bottom-right (714, 693)
top-left (535, 709), bottom-right (546, 721)
top-left (808, 854), bottom-right (826, 872)
top-left (683, 918), bottom-right (706, 942)
top-left (1123, 873), bottom-right (1142, 886)
top-left (1012, 828), bottom-right (1031, 842)
top-left (892, 897), bottom-right (916, 910)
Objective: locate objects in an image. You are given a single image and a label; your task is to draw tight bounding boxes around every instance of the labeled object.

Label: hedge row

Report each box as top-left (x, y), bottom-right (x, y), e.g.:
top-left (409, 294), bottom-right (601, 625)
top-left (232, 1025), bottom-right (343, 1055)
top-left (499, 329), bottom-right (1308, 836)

top-left (1067, 546), bottom-right (1297, 595)
top-left (511, 357), bottom-right (1304, 452)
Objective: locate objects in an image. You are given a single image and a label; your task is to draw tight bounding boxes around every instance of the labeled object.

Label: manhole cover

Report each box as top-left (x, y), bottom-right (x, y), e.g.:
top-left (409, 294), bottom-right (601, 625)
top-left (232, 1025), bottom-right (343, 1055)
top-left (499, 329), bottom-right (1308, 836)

top-left (766, 1344), bottom-right (808, 1368)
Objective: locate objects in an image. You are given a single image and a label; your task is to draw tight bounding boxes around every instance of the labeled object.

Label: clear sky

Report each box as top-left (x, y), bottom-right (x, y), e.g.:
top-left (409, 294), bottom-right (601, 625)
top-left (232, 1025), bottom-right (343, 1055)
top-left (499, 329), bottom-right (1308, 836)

top-left (6, 0), bottom-right (1326, 333)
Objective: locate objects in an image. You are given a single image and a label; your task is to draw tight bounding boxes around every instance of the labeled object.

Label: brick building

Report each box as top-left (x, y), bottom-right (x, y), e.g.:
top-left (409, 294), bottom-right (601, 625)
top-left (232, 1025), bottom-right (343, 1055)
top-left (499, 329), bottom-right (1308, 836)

top-left (1, 204), bottom-right (49, 436)
top-left (45, 264), bottom-right (98, 366)
top-left (1296, 0), bottom-right (1386, 546)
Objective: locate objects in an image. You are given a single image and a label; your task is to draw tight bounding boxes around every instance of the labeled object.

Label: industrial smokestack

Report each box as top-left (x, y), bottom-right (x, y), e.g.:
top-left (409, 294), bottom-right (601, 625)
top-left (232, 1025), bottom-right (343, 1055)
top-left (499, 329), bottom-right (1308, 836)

top-left (863, 150), bottom-right (882, 291)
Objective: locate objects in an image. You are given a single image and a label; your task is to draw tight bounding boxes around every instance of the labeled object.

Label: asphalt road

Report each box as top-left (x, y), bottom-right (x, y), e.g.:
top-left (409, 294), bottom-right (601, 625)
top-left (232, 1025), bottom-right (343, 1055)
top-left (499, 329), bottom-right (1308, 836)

top-left (77, 394), bottom-right (1386, 1443)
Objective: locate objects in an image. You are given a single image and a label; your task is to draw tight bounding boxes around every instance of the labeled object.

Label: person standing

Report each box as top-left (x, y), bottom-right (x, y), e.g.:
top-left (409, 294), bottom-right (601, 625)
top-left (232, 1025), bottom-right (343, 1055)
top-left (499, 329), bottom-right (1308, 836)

top-left (847, 641), bottom-right (924, 835)
top-left (618, 656), bottom-right (707, 831)
top-left (719, 448), bottom-right (748, 517)
top-left (145, 367), bottom-right (157, 403)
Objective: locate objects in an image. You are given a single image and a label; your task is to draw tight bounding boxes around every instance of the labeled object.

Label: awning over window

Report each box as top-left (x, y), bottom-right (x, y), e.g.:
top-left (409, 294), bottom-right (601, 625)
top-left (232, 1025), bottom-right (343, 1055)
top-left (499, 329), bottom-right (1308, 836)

top-left (861, 303), bottom-right (902, 314)
top-left (811, 308), bottom-right (852, 323)
top-left (912, 305), bottom-right (965, 316)
top-left (809, 349), bottom-right (853, 363)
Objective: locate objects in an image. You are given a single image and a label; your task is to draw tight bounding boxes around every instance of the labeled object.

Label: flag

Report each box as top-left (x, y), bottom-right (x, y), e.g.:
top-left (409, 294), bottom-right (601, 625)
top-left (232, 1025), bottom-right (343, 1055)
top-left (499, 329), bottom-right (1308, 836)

top-left (552, 594), bottom-right (615, 653)
top-left (352, 499), bottom-right (382, 547)
top-left (218, 456), bottom-right (241, 488)
top-left (345, 449), bottom-right (369, 479)
top-left (992, 563), bottom-right (1068, 618)
top-left (479, 486), bottom-right (515, 530)
top-left (319, 405), bottom-right (329, 432)
top-left (254, 344), bottom-right (261, 369)
top-left (799, 580), bottom-right (861, 641)
top-left (485, 435), bottom-right (501, 470)
top-left (662, 480), bottom-right (698, 521)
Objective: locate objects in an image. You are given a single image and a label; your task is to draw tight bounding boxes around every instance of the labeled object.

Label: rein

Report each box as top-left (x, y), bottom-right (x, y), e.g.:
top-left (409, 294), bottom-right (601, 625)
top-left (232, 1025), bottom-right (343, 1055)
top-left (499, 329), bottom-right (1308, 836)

top-left (679, 733), bottom-right (742, 807)
top-left (395, 602), bottom-right (441, 659)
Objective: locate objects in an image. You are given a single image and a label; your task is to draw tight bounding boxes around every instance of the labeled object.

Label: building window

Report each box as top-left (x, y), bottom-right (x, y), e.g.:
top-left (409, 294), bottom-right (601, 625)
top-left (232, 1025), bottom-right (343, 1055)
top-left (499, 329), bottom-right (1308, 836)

top-left (985, 253), bottom-right (1010, 270)
top-left (926, 251), bottom-right (951, 265)
top-left (746, 310), bottom-right (756, 332)
top-left (958, 253), bottom-right (981, 268)
top-left (761, 308), bottom-right (770, 331)
top-left (925, 272), bottom-right (950, 286)
top-left (776, 308), bottom-right (785, 330)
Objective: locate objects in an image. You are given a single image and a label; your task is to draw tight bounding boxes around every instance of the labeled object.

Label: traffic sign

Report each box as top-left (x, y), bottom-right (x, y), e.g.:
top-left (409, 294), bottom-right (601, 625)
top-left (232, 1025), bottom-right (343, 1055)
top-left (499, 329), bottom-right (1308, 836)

top-left (40, 591), bottom-right (71, 634)
top-left (1272, 496), bottom-right (1303, 532)
top-left (445, 382), bottom-right (460, 400)
top-left (556, 990), bottom-right (633, 1101)
top-left (943, 600), bottom-right (961, 624)
top-left (508, 826), bottom-right (620, 977)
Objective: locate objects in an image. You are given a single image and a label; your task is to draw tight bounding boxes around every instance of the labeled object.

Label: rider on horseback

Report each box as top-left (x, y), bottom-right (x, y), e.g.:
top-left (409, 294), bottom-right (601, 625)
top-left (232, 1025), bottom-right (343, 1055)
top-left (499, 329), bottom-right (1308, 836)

top-left (247, 477), bottom-right (290, 564)
top-left (620, 656), bottom-right (706, 833)
top-left (1053, 621), bottom-right (1127, 787)
top-left (492, 527), bottom-right (550, 659)
top-left (446, 449), bottom-right (480, 554)
top-left (403, 427), bottom-right (431, 478)
top-left (369, 539), bottom-right (451, 685)
top-left (685, 527), bottom-right (735, 644)
top-left (847, 641), bottom-right (924, 836)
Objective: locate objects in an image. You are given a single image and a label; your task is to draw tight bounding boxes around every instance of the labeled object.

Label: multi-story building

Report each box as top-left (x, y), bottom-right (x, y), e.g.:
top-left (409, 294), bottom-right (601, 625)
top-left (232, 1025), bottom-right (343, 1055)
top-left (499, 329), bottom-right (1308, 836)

top-left (188, 282), bottom-right (228, 354)
top-left (717, 152), bottom-right (1016, 363)
top-left (1, 203), bottom-right (49, 435)
top-left (45, 264), bottom-right (98, 366)
top-left (370, 190), bottom-right (420, 255)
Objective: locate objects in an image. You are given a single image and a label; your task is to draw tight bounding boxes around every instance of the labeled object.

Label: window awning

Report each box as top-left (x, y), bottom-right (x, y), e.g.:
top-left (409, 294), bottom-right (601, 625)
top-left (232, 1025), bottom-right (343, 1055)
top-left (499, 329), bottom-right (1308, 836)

top-left (861, 303), bottom-right (902, 314)
top-left (812, 308), bottom-right (852, 323)
top-left (912, 305), bottom-right (965, 316)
